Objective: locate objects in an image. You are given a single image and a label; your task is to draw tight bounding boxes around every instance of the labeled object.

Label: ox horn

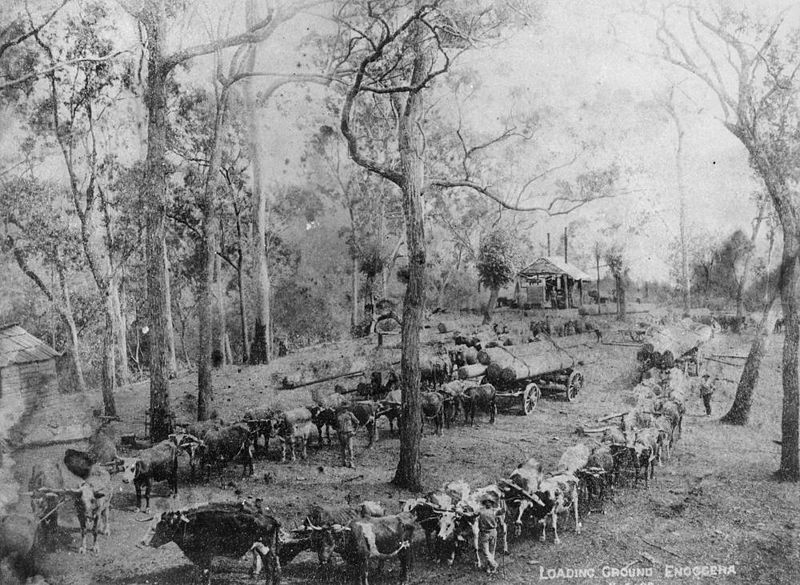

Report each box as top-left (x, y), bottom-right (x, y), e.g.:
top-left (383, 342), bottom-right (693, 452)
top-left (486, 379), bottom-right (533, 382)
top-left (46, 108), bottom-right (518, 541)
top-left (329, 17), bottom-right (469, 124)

top-left (304, 517), bottom-right (324, 531)
top-left (135, 515), bottom-right (156, 523)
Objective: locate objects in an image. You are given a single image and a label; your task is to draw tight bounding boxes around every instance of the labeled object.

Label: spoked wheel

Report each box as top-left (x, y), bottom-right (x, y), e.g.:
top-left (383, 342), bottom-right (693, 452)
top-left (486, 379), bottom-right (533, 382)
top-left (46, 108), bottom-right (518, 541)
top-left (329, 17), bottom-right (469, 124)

top-left (522, 383), bottom-right (541, 415)
top-left (566, 370), bottom-right (584, 402)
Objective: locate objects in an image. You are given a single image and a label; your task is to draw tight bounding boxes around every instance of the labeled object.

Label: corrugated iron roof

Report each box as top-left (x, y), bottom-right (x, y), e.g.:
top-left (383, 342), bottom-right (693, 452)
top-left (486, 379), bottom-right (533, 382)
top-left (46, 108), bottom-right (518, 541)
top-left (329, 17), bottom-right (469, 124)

top-left (0, 324), bottom-right (61, 368)
top-left (519, 256), bottom-right (593, 281)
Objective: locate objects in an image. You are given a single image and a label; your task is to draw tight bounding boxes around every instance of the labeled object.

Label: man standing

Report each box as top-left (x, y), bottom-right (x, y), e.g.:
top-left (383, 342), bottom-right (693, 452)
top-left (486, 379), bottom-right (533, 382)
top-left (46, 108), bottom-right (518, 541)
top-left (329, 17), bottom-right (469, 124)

top-left (336, 408), bottom-right (360, 468)
top-left (699, 374), bottom-right (715, 416)
top-left (477, 496), bottom-right (500, 575)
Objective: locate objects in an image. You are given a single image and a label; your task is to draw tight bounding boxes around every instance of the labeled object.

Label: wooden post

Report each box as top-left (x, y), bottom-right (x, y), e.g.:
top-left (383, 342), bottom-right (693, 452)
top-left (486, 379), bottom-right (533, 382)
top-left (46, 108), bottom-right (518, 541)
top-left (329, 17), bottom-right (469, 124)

top-left (596, 255), bottom-right (601, 315)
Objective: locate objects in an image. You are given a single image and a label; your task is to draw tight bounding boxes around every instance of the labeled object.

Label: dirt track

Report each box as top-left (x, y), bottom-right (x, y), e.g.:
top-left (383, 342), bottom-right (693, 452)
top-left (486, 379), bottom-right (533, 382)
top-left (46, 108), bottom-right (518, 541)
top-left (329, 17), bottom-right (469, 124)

top-left (10, 313), bottom-right (800, 585)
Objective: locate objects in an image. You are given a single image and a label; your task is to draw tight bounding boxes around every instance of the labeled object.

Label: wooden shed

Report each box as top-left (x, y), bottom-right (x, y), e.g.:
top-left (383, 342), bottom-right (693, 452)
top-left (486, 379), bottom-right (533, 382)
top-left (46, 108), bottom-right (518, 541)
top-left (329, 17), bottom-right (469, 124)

top-left (0, 324), bottom-right (92, 447)
top-left (512, 257), bottom-right (592, 309)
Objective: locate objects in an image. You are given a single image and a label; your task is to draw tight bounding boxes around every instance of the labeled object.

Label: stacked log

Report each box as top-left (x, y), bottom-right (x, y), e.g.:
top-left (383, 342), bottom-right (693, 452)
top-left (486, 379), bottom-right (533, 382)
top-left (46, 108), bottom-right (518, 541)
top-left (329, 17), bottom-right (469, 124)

top-left (457, 364), bottom-right (487, 380)
top-left (475, 340), bottom-right (574, 387)
top-left (637, 319), bottom-right (714, 369)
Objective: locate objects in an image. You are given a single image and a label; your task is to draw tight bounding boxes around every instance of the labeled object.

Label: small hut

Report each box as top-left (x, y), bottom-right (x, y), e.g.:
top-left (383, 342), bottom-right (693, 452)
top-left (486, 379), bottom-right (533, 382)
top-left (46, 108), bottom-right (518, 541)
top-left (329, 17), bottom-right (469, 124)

top-left (513, 257), bottom-right (592, 309)
top-left (0, 324), bottom-right (92, 446)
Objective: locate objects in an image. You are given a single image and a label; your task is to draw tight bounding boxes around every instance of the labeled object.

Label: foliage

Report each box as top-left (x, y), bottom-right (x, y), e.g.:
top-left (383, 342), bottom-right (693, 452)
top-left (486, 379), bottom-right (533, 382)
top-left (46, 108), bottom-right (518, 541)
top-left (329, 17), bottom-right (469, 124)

top-left (476, 229), bottom-right (518, 290)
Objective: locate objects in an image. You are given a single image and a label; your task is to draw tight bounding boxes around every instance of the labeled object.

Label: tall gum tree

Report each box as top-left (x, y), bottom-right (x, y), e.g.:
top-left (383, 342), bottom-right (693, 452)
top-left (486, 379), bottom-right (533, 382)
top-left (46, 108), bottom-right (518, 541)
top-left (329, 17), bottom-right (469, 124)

top-left (340, 0), bottom-right (617, 490)
top-left (118, 0), bottom-right (283, 440)
top-left (647, 3), bottom-right (800, 479)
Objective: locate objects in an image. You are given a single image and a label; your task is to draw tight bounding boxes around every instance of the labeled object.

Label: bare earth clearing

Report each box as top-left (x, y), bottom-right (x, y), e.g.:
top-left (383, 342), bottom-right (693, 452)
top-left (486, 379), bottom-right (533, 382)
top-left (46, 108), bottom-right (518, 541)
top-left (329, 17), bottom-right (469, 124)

top-left (11, 311), bottom-right (800, 585)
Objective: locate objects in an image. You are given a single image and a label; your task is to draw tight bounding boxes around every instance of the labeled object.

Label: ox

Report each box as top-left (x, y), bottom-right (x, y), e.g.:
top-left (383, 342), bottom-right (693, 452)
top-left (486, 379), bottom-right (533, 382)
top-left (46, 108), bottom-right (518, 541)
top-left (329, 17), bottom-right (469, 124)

top-left (578, 444), bottom-right (616, 512)
top-left (178, 419), bottom-right (225, 476)
top-left (534, 473), bottom-right (582, 544)
top-left (121, 439), bottom-right (179, 512)
top-left (308, 406), bottom-right (338, 447)
top-left (402, 492), bottom-right (452, 558)
top-left (339, 513), bottom-right (415, 585)
top-left (632, 428), bottom-right (660, 488)
top-left (601, 427), bottom-right (634, 485)
top-left (196, 423), bottom-right (255, 479)
top-left (460, 384), bottom-right (496, 425)
top-left (305, 500), bottom-right (386, 565)
top-left (376, 390), bottom-right (401, 434)
top-left (29, 461), bottom-right (112, 554)
top-left (502, 459), bottom-right (545, 538)
top-left (142, 502), bottom-right (281, 585)
top-left (243, 408), bottom-right (276, 456)
top-left (421, 392), bottom-right (445, 436)
top-left (277, 422), bottom-right (315, 462)
top-left (436, 484), bottom-right (508, 568)
top-left (349, 402), bottom-right (378, 446)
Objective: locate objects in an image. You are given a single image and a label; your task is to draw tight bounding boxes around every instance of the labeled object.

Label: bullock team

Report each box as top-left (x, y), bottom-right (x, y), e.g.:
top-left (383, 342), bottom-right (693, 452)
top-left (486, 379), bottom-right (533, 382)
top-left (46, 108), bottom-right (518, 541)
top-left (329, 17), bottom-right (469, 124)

top-left (14, 351), bottom-right (690, 585)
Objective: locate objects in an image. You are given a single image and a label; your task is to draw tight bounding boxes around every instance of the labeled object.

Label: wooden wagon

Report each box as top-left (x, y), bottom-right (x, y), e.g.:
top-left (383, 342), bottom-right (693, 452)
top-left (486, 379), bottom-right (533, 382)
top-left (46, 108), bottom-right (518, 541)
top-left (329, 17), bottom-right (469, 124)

top-left (477, 341), bottom-right (585, 415)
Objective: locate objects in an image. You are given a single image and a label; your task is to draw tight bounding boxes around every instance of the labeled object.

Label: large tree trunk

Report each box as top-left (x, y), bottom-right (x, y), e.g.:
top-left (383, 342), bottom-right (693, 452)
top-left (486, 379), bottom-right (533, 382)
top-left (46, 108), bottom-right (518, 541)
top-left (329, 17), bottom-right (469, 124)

top-left (245, 0), bottom-right (271, 365)
top-left (163, 245), bottom-right (178, 376)
top-left (352, 256), bottom-right (359, 330)
top-left (109, 275), bottom-right (130, 387)
top-left (197, 88), bottom-right (228, 421)
top-left (101, 294), bottom-right (118, 417)
top-left (482, 287), bottom-right (499, 325)
top-left (778, 234), bottom-right (800, 480)
top-left (143, 13), bottom-right (173, 442)
top-left (215, 252), bottom-right (229, 365)
top-left (235, 213), bottom-right (250, 363)
top-left (735, 197), bottom-right (767, 319)
top-left (392, 23), bottom-right (428, 493)
top-left (721, 295), bottom-right (777, 425)
top-left (615, 276), bottom-right (626, 320)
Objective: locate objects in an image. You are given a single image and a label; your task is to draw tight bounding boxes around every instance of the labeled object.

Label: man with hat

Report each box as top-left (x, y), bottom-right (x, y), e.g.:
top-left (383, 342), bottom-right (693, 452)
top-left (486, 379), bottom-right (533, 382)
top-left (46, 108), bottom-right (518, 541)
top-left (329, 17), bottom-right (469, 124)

top-left (699, 373), bottom-right (716, 416)
top-left (477, 495), bottom-right (500, 575)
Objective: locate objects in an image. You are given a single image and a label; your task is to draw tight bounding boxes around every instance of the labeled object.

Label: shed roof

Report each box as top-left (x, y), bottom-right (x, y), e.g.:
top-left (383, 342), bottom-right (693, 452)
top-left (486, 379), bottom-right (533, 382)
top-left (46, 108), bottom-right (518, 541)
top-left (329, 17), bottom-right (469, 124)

top-left (518, 256), bottom-right (593, 281)
top-left (0, 324), bottom-right (61, 368)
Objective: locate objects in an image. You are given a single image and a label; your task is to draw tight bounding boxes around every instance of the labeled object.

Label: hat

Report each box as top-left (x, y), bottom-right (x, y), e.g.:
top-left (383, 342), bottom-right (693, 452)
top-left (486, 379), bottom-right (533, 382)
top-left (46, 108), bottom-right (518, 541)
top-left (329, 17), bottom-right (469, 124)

top-left (701, 373), bottom-right (710, 379)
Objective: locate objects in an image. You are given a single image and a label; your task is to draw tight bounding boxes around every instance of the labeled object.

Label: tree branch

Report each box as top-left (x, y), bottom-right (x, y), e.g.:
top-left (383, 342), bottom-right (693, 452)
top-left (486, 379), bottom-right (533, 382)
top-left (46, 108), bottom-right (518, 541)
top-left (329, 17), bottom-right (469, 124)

top-left (0, 0), bottom-right (69, 61)
top-left (0, 51), bottom-right (127, 91)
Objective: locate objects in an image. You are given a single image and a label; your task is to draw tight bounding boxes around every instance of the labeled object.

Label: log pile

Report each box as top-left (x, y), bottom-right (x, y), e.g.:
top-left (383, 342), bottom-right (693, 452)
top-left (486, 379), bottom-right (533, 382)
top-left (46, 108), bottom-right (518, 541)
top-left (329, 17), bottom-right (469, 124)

top-left (637, 318), bottom-right (714, 370)
top-left (473, 340), bottom-right (574, 387)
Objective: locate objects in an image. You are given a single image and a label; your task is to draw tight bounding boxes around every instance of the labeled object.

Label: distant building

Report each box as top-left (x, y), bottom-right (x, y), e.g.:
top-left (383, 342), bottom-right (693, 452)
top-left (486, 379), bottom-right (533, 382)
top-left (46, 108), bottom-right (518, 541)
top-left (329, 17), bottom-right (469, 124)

top-left (0, 324), bottom-right (92, 447)
top-left (500, 256), bottom-right (592, 309)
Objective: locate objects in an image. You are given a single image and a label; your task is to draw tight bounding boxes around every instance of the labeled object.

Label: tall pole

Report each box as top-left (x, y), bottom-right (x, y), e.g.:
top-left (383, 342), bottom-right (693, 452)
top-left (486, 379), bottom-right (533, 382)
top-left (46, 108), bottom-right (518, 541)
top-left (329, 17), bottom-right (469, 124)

top-left (596, 253), bottom-right (601, 316)
top-left (564, 227), bottom-right (568, 264)
top-left (547, 233), bottom-right (551, 256)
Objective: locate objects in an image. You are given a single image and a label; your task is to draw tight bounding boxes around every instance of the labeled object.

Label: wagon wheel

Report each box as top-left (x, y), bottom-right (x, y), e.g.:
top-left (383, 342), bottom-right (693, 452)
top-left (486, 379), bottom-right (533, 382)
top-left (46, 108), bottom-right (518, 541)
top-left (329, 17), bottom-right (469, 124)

top-left (629, 330), bottom-right (646, 343)
top-left (522, 383), bottom-right (541, 415)
top-left (566, 371), bottom-right (584, 402)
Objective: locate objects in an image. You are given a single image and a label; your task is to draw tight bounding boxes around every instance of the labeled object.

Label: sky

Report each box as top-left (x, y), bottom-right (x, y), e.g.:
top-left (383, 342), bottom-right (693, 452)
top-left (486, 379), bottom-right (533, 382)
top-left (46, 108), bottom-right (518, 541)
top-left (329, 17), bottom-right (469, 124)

top-left (241, 0), bottom-right (793, 282)
top-left (4, 0), bottom-right (797, 284)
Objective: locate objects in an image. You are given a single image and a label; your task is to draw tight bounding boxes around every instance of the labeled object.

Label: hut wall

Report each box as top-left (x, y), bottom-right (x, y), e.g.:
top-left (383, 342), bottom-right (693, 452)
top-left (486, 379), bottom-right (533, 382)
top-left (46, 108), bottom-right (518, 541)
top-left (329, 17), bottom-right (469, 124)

top-left (2, 360), bottom-right (91, 446)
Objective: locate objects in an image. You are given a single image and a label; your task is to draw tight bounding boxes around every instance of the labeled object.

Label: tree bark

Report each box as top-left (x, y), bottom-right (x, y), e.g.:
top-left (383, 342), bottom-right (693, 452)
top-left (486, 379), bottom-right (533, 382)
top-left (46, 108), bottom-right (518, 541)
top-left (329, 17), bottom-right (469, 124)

top-left (735, 197), bottom-right (767, 319)
top-left (352, 256), bottom-right (359, 330)
top-left (101, 294), bottom-right (118, 417)
top-left (163, 244), bottom-right (178, 376)
top-left (615, 276), bottom-right (626, 320)
top-left (245, 0), bottom-right (271, 365)
top-left (197, 85), bottom-right (229, 421)
top-left (482, 287), bottom-right (499, 325)
top-left (666, 99), bottom-right (691, 312)
top-left (109, 275), bottom-right (130, 387)
top-left (721, 295), bottom-right (777, 425)
top-left (778, 234), bottom-right (800, 480)
top-left (143, 9), bottom-right (173, 442)
top-left (392, 21), bottom-right (428, 493)
top-left (235, 211), bottom-right (250, 363)
top-left (215, 251), bottom-right (229, 365)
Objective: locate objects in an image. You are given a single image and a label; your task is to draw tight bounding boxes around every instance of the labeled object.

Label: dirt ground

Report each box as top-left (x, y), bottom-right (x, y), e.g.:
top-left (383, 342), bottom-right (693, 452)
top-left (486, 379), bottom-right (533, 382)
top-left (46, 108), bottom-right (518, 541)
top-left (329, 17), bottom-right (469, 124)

top-left (9, 310), bottom-right (800, 585)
